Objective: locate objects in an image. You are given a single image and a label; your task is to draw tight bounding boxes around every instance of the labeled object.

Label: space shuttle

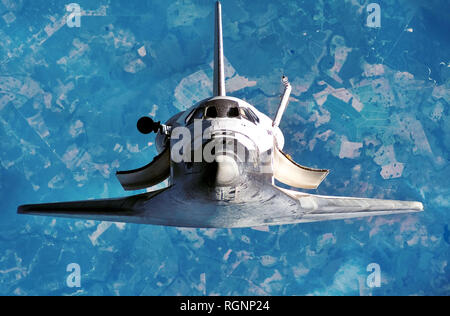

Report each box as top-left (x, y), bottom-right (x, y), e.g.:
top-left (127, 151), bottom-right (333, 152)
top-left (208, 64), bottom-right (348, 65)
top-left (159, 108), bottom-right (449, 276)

top-left (18, 2), bottom-right (423, 228)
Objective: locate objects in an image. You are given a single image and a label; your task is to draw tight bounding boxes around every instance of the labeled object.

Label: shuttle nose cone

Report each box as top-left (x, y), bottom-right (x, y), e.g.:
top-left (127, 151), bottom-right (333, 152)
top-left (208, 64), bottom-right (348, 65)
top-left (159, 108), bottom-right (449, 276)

top-left (207, 154), bottom-right (239, 186)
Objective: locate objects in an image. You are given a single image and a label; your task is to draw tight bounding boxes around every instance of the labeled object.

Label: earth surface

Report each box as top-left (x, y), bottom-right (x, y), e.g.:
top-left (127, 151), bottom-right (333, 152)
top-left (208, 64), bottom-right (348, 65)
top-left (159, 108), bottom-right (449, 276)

top-left (0, 0), bottom-right (449, 295)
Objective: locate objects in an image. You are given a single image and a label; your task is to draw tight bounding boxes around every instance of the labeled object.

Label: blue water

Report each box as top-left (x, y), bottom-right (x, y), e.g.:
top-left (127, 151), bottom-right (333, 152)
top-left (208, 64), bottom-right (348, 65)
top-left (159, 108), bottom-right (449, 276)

top-left (0, 0), bottom-right (449, 295)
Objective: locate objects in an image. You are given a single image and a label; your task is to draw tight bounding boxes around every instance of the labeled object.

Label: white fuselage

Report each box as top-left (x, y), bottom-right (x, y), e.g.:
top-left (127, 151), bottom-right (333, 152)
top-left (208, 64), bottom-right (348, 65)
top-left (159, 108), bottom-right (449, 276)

top-left (170, 96), bottom-right (284, 153)
top-left (163, 96), bottom-right (283, 202)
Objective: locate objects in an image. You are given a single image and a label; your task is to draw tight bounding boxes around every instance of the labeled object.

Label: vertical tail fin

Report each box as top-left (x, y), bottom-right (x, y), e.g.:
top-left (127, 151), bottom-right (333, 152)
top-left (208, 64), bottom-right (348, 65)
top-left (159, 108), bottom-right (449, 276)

top-left (213, 1), bottom-right (226, 96)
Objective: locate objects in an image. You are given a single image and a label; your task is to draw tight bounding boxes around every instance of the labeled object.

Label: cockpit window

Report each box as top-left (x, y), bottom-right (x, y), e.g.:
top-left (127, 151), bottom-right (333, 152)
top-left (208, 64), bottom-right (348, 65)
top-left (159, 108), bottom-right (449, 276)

top-left (185, 100), bottom-right (259, 124)
top-left (227, 107), bottom-right (240, 118)
top-left (186, 107), bottom-right (204, 125)
top-left (239, 108), bottom-right (249, 120)
top-left (205, 106), bottom-right (218, 118)
top-left (205, 104), bottom-right (240, 119)
top-left (247, 108), bottom-right (259, 123)
top-left (193, 108), bottom-right (204, 119)
top-left (241, 107), bottom-right (259, 124)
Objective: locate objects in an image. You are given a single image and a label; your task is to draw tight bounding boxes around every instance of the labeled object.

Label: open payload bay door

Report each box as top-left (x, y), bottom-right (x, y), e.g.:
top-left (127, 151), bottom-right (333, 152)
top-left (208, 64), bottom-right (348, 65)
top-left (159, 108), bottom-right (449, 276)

top-left (273, 146), bottom-right (329, 189)
top-left (116, 147), bottom-right (170, 191)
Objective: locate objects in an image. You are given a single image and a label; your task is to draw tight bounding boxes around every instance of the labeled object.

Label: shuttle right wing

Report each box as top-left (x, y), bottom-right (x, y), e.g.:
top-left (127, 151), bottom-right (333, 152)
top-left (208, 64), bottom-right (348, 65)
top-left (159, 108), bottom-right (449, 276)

top-left (277, 186), bottom-right (424, 223)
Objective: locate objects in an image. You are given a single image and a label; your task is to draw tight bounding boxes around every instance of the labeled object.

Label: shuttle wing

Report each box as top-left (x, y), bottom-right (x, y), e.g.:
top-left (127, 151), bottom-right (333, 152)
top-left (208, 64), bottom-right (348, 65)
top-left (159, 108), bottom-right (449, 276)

top-left (17, 184), bottom-right (423, 227)
top-left (16, 184), bottom-right (297, 228)
top-left (277, 186), bottom-right (423, 223)
top-left (17, 188), bottom-right (171, 225)
top-left (273, 147), bottom-right (329, 189)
